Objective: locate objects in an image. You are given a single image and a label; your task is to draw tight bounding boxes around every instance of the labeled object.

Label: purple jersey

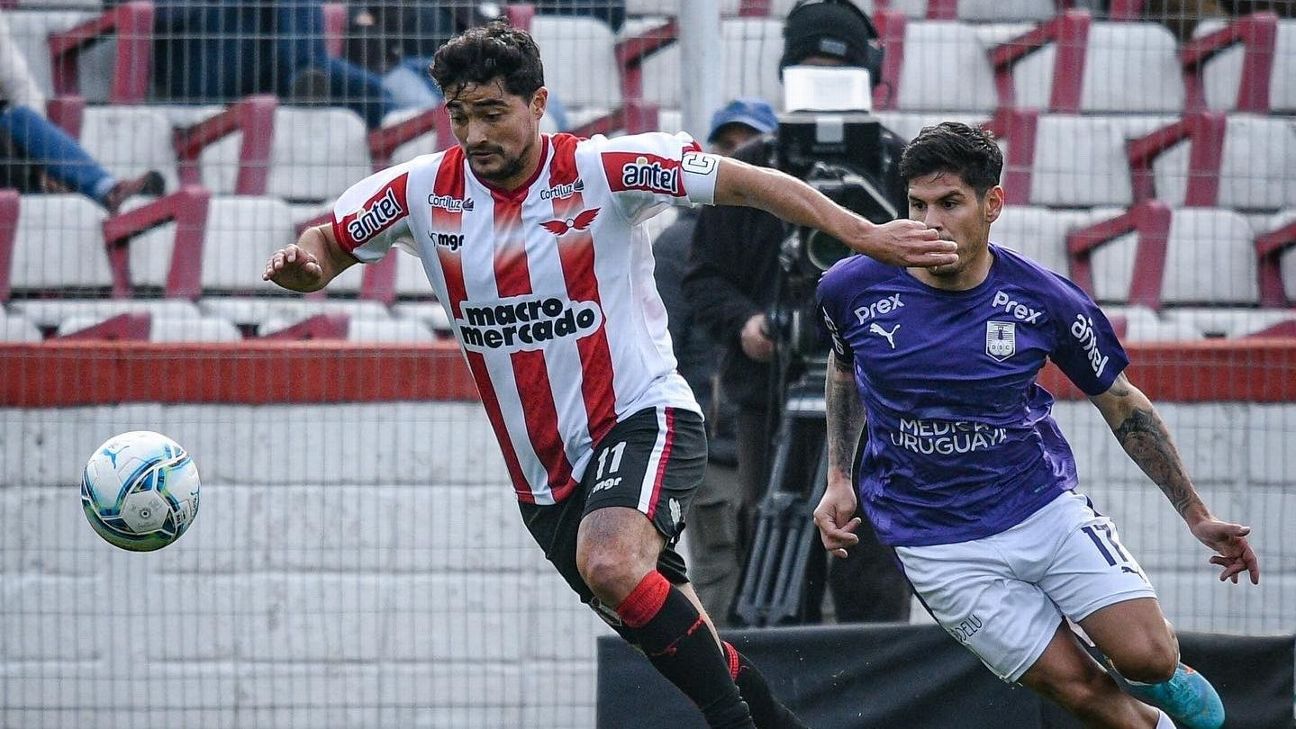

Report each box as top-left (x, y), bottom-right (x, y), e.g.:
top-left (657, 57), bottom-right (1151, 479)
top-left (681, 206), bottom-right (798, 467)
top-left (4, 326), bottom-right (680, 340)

top-left (816, 245), bottom-right (1128, 547)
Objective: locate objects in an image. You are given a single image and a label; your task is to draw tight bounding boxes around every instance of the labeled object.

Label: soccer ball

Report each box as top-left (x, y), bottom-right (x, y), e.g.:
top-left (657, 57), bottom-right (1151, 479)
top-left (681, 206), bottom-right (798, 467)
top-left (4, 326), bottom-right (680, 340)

top-left (81, 431), bottom-right (201, 552)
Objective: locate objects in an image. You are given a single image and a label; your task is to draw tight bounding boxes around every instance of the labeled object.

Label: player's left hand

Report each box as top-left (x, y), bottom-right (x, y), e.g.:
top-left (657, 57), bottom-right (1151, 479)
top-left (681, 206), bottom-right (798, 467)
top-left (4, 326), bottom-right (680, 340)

top-left (1190, 519), bottom-right (1260, 585)
top-left (814, 483), bottom-right (861, 559)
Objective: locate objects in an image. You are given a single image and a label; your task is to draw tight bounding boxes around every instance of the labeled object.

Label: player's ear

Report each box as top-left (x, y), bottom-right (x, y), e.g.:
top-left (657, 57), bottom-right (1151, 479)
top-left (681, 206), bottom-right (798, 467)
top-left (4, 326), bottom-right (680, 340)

top-left (985, 185), bottom-right (1004, 224)
top-left (531, 87), bottom-right (548, 121)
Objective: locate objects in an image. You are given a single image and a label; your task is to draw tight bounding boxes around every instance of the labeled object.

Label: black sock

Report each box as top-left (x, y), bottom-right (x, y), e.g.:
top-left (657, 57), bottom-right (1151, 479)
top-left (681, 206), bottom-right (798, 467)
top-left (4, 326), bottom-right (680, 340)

top-left (617, 572), bottom-right (755, 729)
top-left (723, 642), bottom-right (812, 729)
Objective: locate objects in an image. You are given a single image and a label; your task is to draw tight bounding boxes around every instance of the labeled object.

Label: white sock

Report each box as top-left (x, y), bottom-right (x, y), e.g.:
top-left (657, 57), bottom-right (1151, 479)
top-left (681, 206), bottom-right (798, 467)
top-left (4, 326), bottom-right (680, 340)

top-left (1155, 709), bottom-right (1175, 728)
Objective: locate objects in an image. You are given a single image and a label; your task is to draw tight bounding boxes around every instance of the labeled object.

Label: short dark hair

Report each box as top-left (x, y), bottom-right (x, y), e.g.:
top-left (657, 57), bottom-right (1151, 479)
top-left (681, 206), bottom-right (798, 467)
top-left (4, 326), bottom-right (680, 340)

top-left (899, 122), bottom-right (1003, 197)
top-left (429, 21), bottom-right (545, 101)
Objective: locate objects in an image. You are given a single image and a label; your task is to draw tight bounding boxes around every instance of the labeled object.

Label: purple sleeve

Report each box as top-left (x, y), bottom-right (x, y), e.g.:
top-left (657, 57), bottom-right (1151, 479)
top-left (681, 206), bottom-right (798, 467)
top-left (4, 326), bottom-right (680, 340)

top-left (1048, 277), bottom-right (1129, 395)
top-left (816, 269), bottom-right (855, 367)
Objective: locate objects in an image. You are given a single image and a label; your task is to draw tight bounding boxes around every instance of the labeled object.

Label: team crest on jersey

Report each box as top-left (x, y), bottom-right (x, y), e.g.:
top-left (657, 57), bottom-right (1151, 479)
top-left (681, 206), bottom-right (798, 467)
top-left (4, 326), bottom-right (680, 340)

top-left (986, 321), bottom-right (1016, 361)
top-left (539, 208), bottom-right (600, 237)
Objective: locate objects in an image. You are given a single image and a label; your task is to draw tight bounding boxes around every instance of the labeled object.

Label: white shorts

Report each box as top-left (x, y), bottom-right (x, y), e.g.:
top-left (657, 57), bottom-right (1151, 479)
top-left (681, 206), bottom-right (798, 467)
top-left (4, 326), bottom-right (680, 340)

top-left (895, 490), bottom-right (1157, 683)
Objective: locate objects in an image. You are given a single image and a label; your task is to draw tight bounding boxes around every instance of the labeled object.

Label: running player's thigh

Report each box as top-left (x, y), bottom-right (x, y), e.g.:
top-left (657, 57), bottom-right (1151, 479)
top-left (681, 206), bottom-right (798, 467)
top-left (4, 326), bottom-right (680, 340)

top-left (896, 541), bottom-right (1062, 683)
top-left (581, 406), bottom-right (707, 541)
top-left (1078, 597), bottom-right (1177, 675)
top-left (1035, 495), bottom-right (1157, 624)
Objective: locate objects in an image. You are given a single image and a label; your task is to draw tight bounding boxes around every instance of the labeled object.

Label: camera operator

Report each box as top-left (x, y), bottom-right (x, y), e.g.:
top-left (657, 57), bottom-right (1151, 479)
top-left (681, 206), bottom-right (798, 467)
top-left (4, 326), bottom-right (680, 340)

top-left (682, 0), bottom-right (911, 624)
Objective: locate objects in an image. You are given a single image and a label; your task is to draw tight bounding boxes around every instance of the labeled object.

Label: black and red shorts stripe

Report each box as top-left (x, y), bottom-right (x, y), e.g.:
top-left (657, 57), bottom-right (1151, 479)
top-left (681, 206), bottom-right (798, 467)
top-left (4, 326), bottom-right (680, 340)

top-left (519, 405), bottom-right (707, 604)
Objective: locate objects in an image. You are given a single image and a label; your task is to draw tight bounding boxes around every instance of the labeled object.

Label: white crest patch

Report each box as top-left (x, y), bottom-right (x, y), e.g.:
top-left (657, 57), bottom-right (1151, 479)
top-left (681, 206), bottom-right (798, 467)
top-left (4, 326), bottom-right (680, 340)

top-left (986, 321), bottom-right (1016, 361)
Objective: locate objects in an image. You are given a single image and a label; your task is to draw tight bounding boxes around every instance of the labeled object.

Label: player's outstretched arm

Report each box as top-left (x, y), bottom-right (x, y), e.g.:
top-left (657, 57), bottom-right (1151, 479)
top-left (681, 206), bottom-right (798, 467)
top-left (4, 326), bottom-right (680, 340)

top-left (1090, 373), bottom-right (1260, 585)
top-left (263, 224), bottom-right (356, 293)
top-left (814, 352), bottom-right (865, 559)
top-left (710, 156), bottom-right (957, 269)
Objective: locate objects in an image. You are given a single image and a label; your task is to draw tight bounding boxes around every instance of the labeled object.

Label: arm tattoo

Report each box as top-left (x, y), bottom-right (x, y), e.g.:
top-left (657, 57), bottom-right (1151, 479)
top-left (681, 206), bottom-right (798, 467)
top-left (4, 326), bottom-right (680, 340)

top-left (825, 366), bottom-right (865, 481)
top-left (1112, 406), bottom-right (1202, 519)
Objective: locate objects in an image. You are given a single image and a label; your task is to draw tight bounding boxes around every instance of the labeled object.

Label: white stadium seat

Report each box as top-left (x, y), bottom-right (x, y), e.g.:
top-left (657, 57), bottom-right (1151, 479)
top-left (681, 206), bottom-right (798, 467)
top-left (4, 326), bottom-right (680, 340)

top-left (197, 108), bottom-right (373, 202)
top-left (346, 317), bottom-right (435, 342)
top-left (9, 299), bottom-right (203, 331)
top-left (1195, 18), bottom-right (1296, 113)
top-left (993, 206), bottom-right (1117, 277)
top-left (1030, 114), bottom-right (1175, 208)
top-left (2, 10), bottom-right (114, 102)
top-left (79, 106), bottom-right (181, 194)
top-left (1162, 308), bottom-right (1296, 338)
top-left (0, 311), bottom-right (42, 342)
top-left (895, 22), bottom-right (998, 113)
top-left (1152, 115), bottom-right (1296, 212)
top-left (9, 195), bottom-right (111, 295)
top-left (1005, 21), bottom-right (1184, 114)
top-left (530, 16), bottom-right (622, 116)
top-left (638, 18), bottom-right (783, 111)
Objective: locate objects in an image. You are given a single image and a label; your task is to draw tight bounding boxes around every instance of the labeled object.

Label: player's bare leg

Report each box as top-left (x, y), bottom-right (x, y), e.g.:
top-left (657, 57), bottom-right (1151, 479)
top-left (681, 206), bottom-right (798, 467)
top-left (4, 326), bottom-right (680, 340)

top-left (1019, 621), bottom-right (1161, 727)
top-left (1081, 598), bottom-right (1225, 729)
top-left (577, 506), bottom-right (756, 729)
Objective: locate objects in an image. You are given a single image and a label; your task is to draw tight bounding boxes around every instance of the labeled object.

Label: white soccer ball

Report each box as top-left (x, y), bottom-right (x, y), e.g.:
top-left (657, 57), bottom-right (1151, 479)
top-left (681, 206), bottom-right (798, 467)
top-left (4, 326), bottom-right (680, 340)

top-left (81, 431), bottom-right (201, 552)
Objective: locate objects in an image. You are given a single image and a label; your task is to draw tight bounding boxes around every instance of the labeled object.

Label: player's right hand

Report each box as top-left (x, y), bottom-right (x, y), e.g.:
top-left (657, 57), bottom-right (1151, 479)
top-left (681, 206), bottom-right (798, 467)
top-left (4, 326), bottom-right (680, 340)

top-left (263, 244), bottom-right (323, 290)
top-left (814, 482), bottom-right (861, 559)
top-left (855, 219), bottom-right (957, 269)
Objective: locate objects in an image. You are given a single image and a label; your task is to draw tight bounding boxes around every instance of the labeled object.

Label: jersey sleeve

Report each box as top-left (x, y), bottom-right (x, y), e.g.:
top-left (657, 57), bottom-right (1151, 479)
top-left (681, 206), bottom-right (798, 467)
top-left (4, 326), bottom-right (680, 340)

top-left (816, 266), bottom-right (856, 368)
top-left (1047, 274), bottom-right (1130, 395)
top-left (330, 162), bottom-right (416, 263)
top-left (595, 131), bottom-right (720, 225)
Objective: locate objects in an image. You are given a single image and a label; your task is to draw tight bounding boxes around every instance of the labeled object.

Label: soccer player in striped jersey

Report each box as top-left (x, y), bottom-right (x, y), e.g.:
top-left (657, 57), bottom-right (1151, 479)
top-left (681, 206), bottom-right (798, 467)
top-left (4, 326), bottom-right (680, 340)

top-left (264, 21), bottom-right (956, 729)
top-left (814, 122), bottom-right (1259, 729)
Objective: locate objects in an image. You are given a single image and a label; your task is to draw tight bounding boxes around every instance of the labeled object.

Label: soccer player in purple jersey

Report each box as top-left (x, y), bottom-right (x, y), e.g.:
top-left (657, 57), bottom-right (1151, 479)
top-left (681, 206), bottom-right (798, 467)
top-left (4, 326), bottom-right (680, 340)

top-left (813, 122), bottom-right (1259, 729)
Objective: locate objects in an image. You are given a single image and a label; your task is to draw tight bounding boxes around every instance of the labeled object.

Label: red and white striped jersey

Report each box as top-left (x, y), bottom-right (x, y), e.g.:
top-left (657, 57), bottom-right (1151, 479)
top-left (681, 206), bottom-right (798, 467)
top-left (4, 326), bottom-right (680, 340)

top-left (330, 132), bottom-right (722, 505)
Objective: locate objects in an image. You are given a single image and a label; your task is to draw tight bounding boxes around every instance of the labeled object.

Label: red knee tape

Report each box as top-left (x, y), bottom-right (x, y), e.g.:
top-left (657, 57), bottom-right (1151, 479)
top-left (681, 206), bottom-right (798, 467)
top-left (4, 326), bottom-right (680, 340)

top-left (615, 571), bottom-right (671, 628)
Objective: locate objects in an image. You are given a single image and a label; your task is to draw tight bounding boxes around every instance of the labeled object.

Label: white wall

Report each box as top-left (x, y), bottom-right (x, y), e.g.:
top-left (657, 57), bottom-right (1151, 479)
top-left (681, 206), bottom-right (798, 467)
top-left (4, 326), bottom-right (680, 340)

top-left (1, 400), bottom-right (1293, 728)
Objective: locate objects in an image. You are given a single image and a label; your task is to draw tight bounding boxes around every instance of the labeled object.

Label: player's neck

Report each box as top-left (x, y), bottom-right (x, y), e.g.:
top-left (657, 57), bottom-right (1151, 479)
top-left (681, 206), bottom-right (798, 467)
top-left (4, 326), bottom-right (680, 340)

top-left (908, 245), bottom-right (994, 292)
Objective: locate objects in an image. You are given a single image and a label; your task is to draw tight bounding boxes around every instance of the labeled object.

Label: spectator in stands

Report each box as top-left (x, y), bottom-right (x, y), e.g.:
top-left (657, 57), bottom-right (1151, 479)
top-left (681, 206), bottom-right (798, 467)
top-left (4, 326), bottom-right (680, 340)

top-left (816, 121), bottom-right (1257, 729)
top-left (343, 3), bottom-right (460, 110)
top-left (683, 0), bottom-right (913, 625)
top-left (149, 1), bottom-right (395, 129)
top-left (0, 11), bottom-right (163, 215)
top-left (653, 98), bottom-right (779, 626)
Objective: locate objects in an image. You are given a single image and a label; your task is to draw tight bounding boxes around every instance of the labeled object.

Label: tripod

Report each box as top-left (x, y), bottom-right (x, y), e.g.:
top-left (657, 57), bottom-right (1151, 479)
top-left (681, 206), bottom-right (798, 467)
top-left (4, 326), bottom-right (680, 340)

top-left (731, 362), bottom-right (833, 627)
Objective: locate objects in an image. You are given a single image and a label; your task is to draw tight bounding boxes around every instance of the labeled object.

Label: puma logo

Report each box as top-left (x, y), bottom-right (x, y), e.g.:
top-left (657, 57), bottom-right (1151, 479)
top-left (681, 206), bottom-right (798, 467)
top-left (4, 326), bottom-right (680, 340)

top-left (869, 322), bottom-right (899, 349)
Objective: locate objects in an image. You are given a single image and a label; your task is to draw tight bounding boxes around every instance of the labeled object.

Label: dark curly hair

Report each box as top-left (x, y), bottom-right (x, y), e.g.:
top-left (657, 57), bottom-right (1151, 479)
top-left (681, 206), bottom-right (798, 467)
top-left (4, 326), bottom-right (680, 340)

top-left (429, 21), bottom-right (545, 101)
top-left (899, 122), bottom-right (1003, 198)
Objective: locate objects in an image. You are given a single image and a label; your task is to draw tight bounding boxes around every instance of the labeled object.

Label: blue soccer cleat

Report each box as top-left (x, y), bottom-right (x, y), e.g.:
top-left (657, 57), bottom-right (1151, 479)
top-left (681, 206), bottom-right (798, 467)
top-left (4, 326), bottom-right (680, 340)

top-left (1119, 662), bottom-right (1225, 729)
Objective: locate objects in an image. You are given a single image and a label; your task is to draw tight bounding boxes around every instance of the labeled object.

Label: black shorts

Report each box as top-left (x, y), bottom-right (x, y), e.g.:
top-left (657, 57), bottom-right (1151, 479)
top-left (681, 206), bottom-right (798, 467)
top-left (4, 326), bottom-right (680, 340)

top-left (519, 405), bottom-right (707, 606)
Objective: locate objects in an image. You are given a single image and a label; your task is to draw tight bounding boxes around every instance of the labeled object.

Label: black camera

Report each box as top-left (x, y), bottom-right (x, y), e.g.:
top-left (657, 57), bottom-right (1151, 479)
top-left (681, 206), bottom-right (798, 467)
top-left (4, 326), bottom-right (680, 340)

top-left (768, 111), bottom-right (901, 362)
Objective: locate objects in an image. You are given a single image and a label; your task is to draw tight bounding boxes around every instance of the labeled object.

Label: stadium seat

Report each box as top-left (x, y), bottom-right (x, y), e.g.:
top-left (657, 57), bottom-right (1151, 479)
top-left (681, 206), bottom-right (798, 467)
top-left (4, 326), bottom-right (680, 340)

top-left (79, 106), bottom-right (181, 194)
top-left (1186, 14), bottom-right (1293, 114)
top-left (0, 311), bottom-right (42, 342)
top-left (1078, 206), bottom-right (1258, 307)
top-left (54, 312), bottom-right (244, 342)
top-left (4, 194), bottom-right (111, 298)
top-left (874, 111), bottom-right (989, 143)
top-left (990, 13), bottom-right (1185, 114)
top-left (635, 17), bottom-right (783, 112)
top-left (1027, 114), bottom-right (1174, 208)
top-left (10, 298), bottom-right (204, 334)
top-left (1104, 305), bottom-right (1205, 341)
top-left (993, 205), bottom-right (1119, 277)
top-left (3, 8), bottom-right (118, 102)
top-left (267, 108), bottom-right (373, 203)
top-left (345, 317), bottom-right (436, 342)
top-left (391, 302), bottom-right (454, 337)
top-left (1161, 308), bottom-right (1296, 338)
top-left (530, 16), bottom-right (623, 127)
top-left (887, 21), bottom-right (998, 112)
top-left (1255, 210), bottom-right (1296, 307)
top-left (1147, 114), bottom-right (1296, 213)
